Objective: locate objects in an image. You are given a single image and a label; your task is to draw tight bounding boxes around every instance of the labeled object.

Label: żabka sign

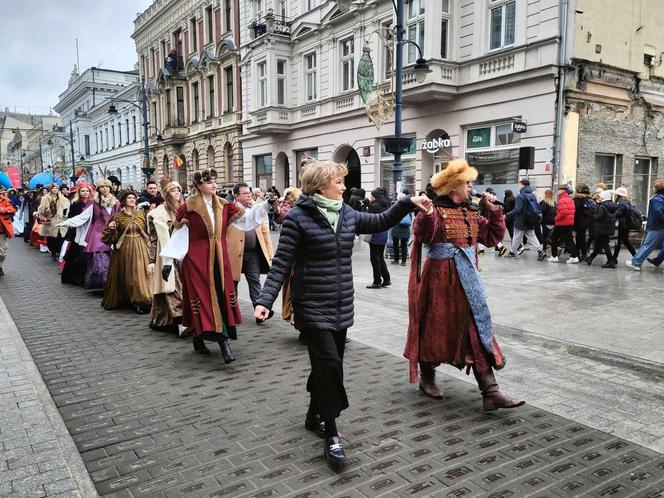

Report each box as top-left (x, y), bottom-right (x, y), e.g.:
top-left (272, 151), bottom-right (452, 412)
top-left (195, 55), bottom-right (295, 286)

top-left (422, 137), bottom-right (452, 154)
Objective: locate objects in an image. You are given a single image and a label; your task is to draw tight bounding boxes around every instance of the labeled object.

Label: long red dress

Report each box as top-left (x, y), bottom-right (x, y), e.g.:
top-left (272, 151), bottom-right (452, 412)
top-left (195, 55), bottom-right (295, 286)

top-left (175, 194), bottom-right (243, 339)
top-left (404, 197), bottom-right (506, 383)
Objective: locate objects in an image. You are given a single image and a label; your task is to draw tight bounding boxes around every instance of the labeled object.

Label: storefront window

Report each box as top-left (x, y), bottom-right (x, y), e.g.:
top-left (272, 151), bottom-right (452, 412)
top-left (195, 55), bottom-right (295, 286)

top-left (380, 137), bottom-right (416, 197)
top-left (495, 123), bottom-right (521, 146)
top-left (633, 157), bottom-right (653, 214)
top-left (467, 127), bottom-right (491, 149)
top-left (295, 149), bottom-right (318, 187)
top-left (255, 154), bottom-right (273, 190)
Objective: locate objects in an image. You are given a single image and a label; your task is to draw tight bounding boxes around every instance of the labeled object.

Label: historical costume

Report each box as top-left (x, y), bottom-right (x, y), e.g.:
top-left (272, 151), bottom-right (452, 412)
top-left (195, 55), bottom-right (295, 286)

top-left (60, 183), bottom-right (94, 286)
top-left (0, 190), bottom-right (17, 276)
top-left (404, 160), bottom-right (524, 411)
top-left (147, 182), bottom-right (184, 331)
top-left (161, 169), bottom-right (269, 363)
top-left (101, 191), bottom-right (152, 313)
top-left (37, 184), bottom-right (70, 258)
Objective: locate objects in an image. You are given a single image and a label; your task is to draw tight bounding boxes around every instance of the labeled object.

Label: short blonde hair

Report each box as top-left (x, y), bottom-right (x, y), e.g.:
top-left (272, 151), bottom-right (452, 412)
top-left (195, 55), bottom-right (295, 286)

top-left (654, 179), bottom-right (664, 192)
top-left (299, 160), bottom-right (348, 195)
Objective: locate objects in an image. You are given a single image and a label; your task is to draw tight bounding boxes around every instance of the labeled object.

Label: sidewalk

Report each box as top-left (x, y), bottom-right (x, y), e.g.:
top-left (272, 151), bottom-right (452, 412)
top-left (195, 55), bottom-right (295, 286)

top-left (0, 295), bottom-right (98, 497)
top-left (1, 238), bottom-right (664, 497)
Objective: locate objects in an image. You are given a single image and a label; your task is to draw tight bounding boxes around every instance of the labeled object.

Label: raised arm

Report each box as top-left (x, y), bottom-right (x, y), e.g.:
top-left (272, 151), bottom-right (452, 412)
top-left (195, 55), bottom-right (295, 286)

top-left (354, 198), bottom-right (415, 234)
top-left (58, 204), bottom-right (93, 228)
top-left (478, 206), bottom-right (506, 247)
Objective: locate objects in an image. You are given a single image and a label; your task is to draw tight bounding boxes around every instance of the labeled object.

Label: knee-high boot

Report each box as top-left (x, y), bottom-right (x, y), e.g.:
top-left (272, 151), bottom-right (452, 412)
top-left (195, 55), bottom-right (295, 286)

top-left (219, 338), bottom-right (235, 364)
top-left (473, 368), bottom-right (525, 411)
top-left (419, 362), bottom-right (443, 399)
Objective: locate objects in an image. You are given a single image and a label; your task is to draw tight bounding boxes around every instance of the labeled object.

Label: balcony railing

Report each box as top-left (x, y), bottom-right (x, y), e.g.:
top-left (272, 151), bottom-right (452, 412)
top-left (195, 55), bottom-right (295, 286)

top-left (250, 15), bottom-right (291, 39)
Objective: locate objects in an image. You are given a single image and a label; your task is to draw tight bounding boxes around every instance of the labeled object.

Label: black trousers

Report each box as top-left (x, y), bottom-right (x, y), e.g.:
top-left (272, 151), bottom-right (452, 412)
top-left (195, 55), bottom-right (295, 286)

top-left (575, 226), bottom-right (591, 258)
top-left (540, 225), bottom-right (553, 251)
top-left (23, 220), bottom-right (33, 243)
top-left (613, 228), bottom-right (635, 260)
top-left (588, 234), bottom-right (612, 262)
top-left (392, 237), bottom-right (408, 262)
top-left (550, 226), bottom-right (578, 257)
top-left (369, 243), bottom-right (390, 285)
top-left (304, 328), bottom-right (349, 420)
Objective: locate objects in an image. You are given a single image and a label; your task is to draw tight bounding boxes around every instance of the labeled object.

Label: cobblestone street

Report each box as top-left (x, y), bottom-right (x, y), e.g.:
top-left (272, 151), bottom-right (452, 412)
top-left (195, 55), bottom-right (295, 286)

top-left (1, 239), bottom-right (664, 496)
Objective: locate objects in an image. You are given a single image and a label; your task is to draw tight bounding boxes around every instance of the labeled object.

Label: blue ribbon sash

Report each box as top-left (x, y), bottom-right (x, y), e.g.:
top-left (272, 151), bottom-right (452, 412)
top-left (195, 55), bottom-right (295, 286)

top-left (426, 242), bottom-right (494, 354)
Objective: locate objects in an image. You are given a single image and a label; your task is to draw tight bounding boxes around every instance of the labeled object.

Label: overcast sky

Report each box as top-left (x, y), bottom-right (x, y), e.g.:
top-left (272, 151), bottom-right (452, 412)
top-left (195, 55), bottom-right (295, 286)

top-left (1, 0), bottom-right (154, 115)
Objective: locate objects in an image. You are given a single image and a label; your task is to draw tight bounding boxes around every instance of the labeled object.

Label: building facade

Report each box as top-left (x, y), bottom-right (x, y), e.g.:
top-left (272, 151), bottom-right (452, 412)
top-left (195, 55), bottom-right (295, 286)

top-left (133, 0), bottom-right (243, 192)
top-left (87, 82), bottom-right (144, 189)
top-left (560, 0), bottom-right (664, 214)
top-left (53, 67), bottom-right (139, 185)
top-left (239, 0), bottom-right (561, 197)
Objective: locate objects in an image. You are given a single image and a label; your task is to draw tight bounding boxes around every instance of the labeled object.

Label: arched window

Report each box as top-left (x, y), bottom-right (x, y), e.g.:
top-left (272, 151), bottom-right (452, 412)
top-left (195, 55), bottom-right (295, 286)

top-left (207, 145), bottom-right (216, 170)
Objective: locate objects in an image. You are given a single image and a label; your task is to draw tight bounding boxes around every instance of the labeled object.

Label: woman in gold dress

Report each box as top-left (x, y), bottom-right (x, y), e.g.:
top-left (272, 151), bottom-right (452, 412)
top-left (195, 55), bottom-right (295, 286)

top-left (101, 190), bottom-right (152, 313)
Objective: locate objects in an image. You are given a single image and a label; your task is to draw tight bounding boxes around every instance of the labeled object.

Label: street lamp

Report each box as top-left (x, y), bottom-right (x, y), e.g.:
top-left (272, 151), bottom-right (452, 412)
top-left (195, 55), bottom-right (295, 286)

top-left (106, 77), bottom-right (151, 183)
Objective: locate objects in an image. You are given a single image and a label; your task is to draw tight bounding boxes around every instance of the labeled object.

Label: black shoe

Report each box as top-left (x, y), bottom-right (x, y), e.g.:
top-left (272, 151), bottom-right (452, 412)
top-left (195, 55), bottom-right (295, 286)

top-left (391, 260), bottom-right (400, 265)
top-left (133, 304), bottom-right (148, 314)
top-left (256, 310), bottom-right (274, 324)
top-left (381, 281), bottom-right (391, 287)
top-left (400, 261), bottom-right (407, 266)
top-left (219, 339), bottom-right (235, 364)
top-left (585, 257), bottom-right (594, 266)
top-left (507, 252), bottom-right (517, 259)
top-left (602, 262), bottom-right (616, 269)
top-left (366, 284), bottom-right (382, 289)
top-left (0, 268), bottom-right (4, 276)
top-left (323, 436), bottom-right (347, 467)
top-left (305, 413), bottom-right (325, 438)
top-left (647, 258), bottom-right (662, 267)
top-left (192, 335), bottom-right (211, 355)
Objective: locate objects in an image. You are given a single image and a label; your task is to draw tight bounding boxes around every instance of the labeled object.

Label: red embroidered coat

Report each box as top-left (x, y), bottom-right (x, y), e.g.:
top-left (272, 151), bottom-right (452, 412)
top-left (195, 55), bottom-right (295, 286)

top-left (175, 194), bottom-right (243, 338)
top-left (404, 198), bottom-right (506, 383)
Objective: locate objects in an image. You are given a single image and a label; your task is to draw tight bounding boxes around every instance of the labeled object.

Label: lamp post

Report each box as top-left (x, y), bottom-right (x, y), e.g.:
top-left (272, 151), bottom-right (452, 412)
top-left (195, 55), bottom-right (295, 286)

top-left (107, 77), bottom-right (153, 182)
top-left (69, 121), bottom-right (76, 183)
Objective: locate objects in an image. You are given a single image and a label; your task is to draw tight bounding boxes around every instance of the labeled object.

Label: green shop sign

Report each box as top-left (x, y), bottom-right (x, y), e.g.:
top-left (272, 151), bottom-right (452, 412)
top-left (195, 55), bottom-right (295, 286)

top-left (467, 128), bottom-right (491, 149)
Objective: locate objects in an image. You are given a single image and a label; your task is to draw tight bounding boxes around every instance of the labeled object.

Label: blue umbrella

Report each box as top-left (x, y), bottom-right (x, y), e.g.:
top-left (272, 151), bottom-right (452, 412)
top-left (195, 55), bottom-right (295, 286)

top-left (0, 172), bottom-right (11, 189)
top-left (29, 172), bottom-right (62, 189)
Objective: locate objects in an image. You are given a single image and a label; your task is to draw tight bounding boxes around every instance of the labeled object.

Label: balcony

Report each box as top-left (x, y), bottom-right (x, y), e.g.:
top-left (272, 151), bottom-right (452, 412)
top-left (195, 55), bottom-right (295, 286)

top-left (402, 61), bottom-right (458, 103)
top-left (246, 108), bottom-right (291, 135)
top-left (249, 14), bottom-right (291, 40)
top-left (160, 124), bottom-right (188, 143)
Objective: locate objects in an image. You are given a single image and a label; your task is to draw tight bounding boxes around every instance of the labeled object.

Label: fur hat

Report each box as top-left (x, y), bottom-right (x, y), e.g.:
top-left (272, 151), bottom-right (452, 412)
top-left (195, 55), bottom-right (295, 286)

top-left (96, 179), bottom-right (112, 188)
top-left (614, 186), bottom-right (628, 197)
top-left (430, 159), bottom-right (478, 196)
top-left (163, 181), bottom-right (181, 194)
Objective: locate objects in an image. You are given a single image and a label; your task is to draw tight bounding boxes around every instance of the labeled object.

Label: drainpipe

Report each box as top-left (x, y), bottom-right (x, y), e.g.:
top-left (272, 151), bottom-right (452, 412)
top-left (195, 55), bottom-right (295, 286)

top-left (553, 0), bottom-right (570, 190)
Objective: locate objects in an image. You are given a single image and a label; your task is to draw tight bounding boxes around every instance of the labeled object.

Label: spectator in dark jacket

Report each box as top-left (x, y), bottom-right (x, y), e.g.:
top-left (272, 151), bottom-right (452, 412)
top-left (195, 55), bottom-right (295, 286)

top-left (627, 179), bottom-right (664, 270)
top-left (391, 192), bottom-right (412, 265)
top-left (537, 188), bottom-right (556, 254)
top-left (503, 190), bottom-right (516, 241)
top-left (612, 186), bottom-right (636, 264)
top-left (573, 184), bottom-right (595, 259)
top-left (349, 187), bottom-right (367, 212)
top-left (585, 190), bottom-right (618, 268)
top-left (505, 179), bottom-right (544, 259)
top-left (366, 187), bottom-right (391, 288)
top-left (254, 160), bottom-right (432, 468)
top-left (548, 185), bottom-right (579, 263)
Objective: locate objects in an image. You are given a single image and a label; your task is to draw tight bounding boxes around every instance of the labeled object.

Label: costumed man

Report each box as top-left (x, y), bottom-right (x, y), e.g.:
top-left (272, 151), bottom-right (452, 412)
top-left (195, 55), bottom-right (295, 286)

top-left (0, 188), bottom-right (17, 276)
top-left (160, 169), bottom-right (271, 364)
top-left (37, 183), bottom-right (70, 259)
top-left (404, 159), bottom-right (525, 411)
top-left (147, 180), bottom-right (185, 333)
top-left (226, 182), bottom-right (274, 323)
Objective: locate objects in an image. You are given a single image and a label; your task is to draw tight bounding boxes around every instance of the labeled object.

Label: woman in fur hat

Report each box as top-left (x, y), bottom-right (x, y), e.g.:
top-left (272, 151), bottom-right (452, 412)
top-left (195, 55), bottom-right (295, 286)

top-left (58, 179), bottom-right (120, 288)
top-left (404, 159), bottom-right (525, 411)
top-left (37, 183), bottom-right (70, 259)
top-left (147, 181), bottom-right (185, 332)
top-left (101, 190), bottom-right (152, 313)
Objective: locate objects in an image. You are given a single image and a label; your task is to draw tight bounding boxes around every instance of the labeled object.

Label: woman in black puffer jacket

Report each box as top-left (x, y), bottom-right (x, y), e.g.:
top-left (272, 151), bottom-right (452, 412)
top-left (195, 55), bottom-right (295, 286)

top-left (254, 160), bottom-right (431, 468)
top-left (585, 190), bottom-right (618, 268)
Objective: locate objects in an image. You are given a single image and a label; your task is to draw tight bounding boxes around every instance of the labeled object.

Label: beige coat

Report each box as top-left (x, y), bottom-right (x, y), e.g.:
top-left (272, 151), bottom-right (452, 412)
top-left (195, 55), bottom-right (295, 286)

top-left (147, 204), bottom-right (176, 295)
top-left (38, 193), bottom-right (70, 238)
top-left (226, 213), bottom-right (273, 282)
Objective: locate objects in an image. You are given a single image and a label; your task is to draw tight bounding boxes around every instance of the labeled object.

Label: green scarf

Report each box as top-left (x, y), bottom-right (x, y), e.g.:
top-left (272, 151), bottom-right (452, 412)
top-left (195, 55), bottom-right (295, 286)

top-left (312, 193), bottom-right (343, 231)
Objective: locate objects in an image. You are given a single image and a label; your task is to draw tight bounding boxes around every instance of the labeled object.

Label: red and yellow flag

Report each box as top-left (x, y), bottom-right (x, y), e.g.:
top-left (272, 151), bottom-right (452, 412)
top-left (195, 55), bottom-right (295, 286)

top-left (173, 154), bottom-right (185, 169)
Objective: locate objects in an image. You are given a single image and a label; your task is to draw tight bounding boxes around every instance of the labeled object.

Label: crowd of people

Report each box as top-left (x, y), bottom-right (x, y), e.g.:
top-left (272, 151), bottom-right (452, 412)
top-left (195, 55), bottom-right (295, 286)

top-left (1, 158), bottom-right (663, 470)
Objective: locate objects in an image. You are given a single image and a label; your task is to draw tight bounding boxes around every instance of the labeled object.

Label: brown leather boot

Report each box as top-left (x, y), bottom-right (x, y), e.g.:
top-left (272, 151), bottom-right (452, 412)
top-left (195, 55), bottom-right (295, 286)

top-left (474, 369), bottom-right (525, 411)
top-left (419, 363), bottom-right (443, 399)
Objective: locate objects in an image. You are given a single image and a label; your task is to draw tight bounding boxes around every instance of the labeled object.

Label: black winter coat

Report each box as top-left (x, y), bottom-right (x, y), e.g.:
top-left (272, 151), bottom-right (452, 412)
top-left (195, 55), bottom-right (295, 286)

top-left (593, 200), bottom-right (618, 236)
top-left (256, 194), bottom-right (414, 332)
top-left (573, 194), bottom-right (595, 228)
top-left (539, 201), bottom-right (556, 225)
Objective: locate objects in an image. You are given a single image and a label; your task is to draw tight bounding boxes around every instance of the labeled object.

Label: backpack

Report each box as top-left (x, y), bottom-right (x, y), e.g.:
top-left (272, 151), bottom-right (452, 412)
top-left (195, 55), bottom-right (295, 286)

top-left (398, 213), bottom-right (412, 227)
top-left (582, 198), bottom-right (596, 217)
top-left (521, 194), bottom-right (542, 229)
top-left (628, 206), bottom-right (644, 230)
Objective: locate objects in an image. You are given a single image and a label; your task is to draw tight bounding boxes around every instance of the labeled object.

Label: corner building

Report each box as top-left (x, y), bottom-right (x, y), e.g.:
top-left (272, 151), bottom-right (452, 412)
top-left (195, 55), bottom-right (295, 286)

top-left (239, 0), bottom-right (561, 197)
top-left (133, 0), bottom-right (243, 192)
